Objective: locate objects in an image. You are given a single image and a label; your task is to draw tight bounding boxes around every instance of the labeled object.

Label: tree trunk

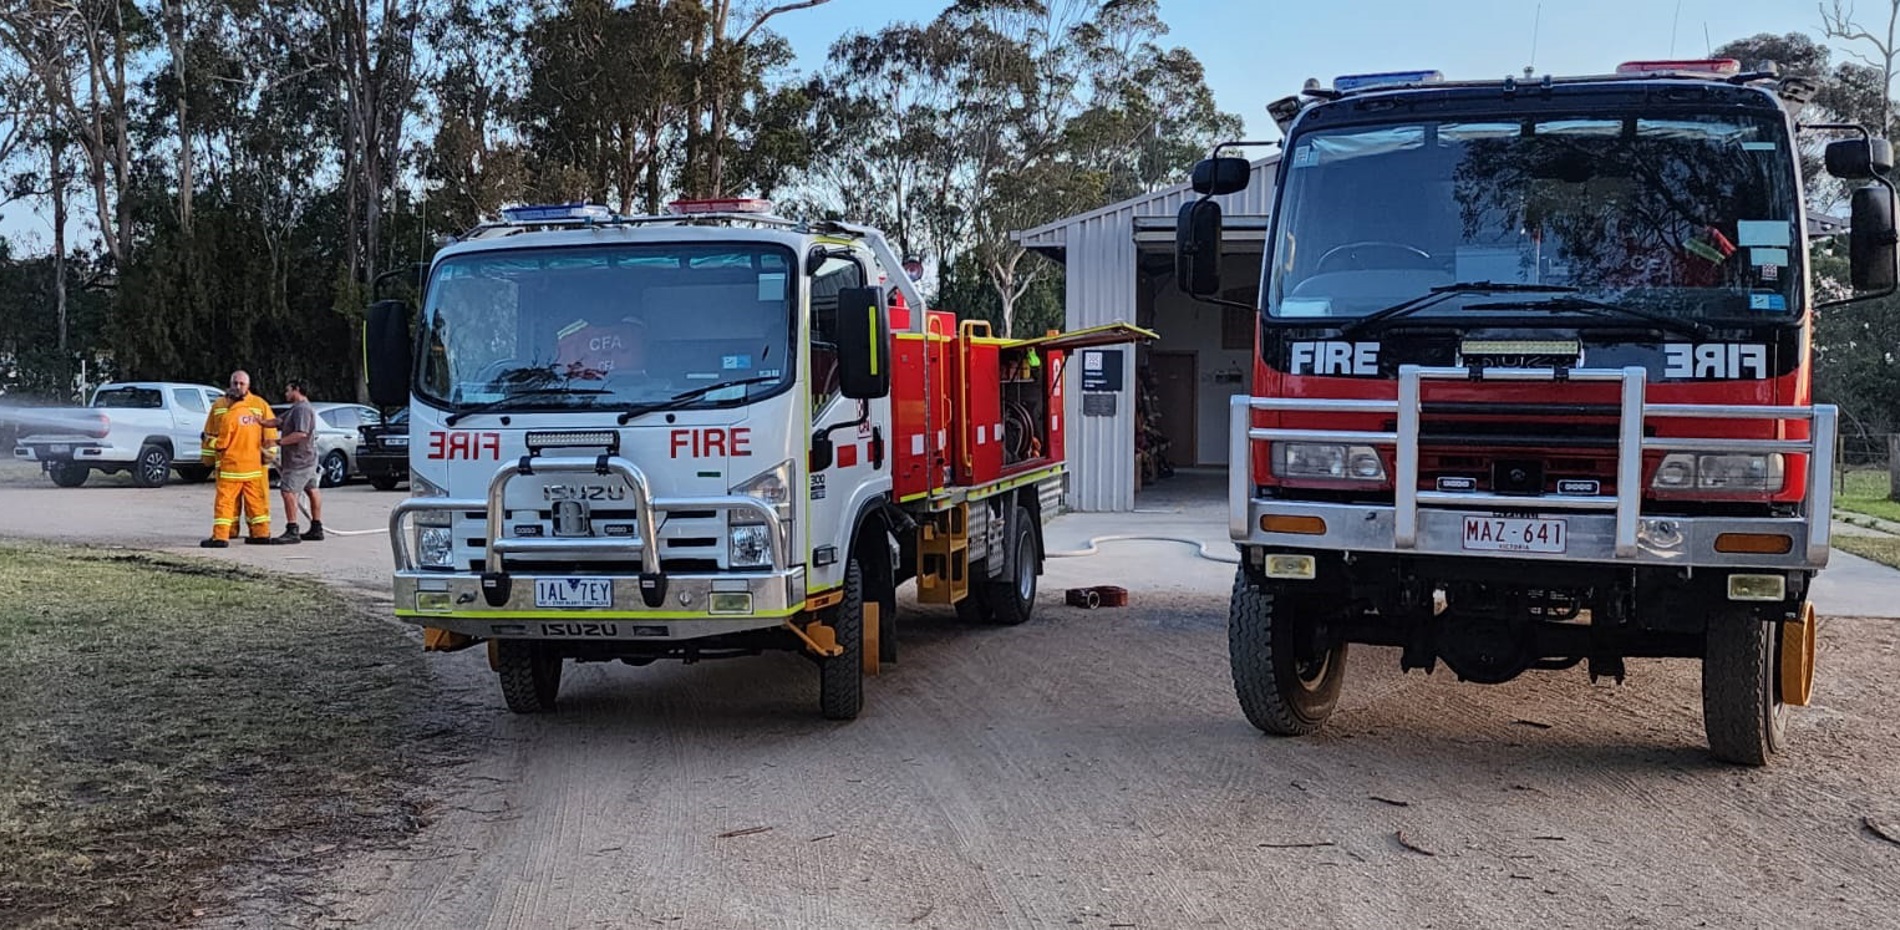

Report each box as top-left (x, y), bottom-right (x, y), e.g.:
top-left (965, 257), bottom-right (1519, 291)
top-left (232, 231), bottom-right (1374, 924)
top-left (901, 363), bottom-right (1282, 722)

top-left (52, 134), bottom-right (68, 359)
top-left (1888, 433), bottom-right (1899, 502)
top-left (163, 0), bottom-right (192, 234)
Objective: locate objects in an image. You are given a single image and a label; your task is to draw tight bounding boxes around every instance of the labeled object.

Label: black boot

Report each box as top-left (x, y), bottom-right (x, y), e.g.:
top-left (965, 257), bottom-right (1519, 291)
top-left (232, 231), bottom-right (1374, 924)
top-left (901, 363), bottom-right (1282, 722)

top-left (276, 523), bottom-right (304, 544)
top-left (200, 538), bottom-right (228, 549)
top-left (300, 521), bottom-right (325, 542)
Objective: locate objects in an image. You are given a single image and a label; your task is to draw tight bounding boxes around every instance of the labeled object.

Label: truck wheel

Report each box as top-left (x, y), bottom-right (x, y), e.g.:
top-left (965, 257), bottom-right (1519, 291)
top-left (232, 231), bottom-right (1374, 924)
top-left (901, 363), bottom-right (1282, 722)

top-left (1702, 608), bottom-right (1786, 766)
top-left (980, 505), bottom-right (1038, 626)
top-left (133, 445), bottom-right (172, 488)
top-left (320, 450), bottom-right (348, 488)
top-left (369, 475), bottom-right (401, 491)
top-left (175, 465), bottom-right (211, 483)
top-left (1230, 566), bottom-right (1347, 736)
top-left (820, 559), bottom-right (866, 720)
top-left (47, 462), bottom-right (88, 488)
top-left (496, 640), bottom-right (562, 714)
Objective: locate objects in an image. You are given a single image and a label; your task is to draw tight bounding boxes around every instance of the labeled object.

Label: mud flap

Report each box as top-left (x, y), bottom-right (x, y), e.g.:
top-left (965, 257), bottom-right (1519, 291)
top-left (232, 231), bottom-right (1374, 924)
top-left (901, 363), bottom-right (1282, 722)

top-left (1779, 601), bottom-right (1817, 707)
top-left (864, 602), bottom-right (880, 676)
top-left (423, 626), bottom-right (479, 652)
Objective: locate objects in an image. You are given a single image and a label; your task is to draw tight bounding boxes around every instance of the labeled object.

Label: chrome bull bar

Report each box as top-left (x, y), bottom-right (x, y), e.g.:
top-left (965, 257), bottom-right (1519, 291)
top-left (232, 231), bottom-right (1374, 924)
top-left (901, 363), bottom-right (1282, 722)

top-left (387, 455), bottom-right (787, 573)
top-left (1229, 365), bottom-right (1838, 568)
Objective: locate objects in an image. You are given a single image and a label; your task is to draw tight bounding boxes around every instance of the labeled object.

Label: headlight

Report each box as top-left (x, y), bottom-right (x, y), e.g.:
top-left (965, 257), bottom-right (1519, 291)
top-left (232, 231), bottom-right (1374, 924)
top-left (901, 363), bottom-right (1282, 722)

top-left (729, 524), bottom-right (773, 569)
top-left (730, 459), bottom-right (795, 520)
top-left (1650, 453), bottom-right (1784, 492)
top-left (418, 527), bottom-right (455, 568)
top-left (1273, 443), bottom-right (1386, 481)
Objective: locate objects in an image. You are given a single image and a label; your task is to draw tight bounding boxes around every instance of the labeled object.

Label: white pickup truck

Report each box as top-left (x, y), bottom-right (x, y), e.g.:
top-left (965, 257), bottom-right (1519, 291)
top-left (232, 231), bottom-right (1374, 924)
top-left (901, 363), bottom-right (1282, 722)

top-left (12, 381), bottom-right (226, 488)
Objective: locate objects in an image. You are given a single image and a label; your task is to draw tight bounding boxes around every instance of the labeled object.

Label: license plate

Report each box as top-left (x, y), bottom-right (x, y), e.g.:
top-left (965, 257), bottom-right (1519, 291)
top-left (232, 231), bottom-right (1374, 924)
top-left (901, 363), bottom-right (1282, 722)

top-left (1462, 516), bottom-right (1567, 553)
top-left (387, 437), bottom-right (408, 447)
top-left (48, 444), bottom-right (69, 455)
top-left (533, 578), bottom-right (614, 608)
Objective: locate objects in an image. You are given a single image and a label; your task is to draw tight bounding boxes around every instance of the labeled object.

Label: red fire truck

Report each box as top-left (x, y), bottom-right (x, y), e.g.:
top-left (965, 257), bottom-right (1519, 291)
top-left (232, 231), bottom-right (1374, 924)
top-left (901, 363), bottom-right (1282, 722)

top-left (366, 200), bottom-right (1147, 719)
top-left (1174, 60), bottom-right (1896, 764)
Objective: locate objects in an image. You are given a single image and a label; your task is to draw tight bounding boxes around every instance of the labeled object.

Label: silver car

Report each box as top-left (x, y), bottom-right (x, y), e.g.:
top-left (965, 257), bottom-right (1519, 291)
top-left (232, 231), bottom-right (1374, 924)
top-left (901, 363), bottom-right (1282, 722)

top-left (305, 402), bottom-right (382, 487)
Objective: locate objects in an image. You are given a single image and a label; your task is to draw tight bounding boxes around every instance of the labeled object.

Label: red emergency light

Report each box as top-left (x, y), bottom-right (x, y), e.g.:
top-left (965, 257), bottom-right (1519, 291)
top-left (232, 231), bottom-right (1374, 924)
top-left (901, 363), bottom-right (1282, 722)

top-left (1615, 58), bottom-right (1741, 76)
top-left (667, 198), bottom-right (774, 215)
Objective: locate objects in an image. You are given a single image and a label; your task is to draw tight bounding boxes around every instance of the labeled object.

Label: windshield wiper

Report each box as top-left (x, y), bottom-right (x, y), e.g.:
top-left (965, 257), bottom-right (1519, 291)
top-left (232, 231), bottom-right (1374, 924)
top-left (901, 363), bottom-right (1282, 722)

top-left (1463, 295), bottom-right (1712, 339)
top-left (1336, 282), bottom-right (1579, 339)
top-left (617, 376), bottom-right (779, 425)
top-left (445, 387), bottom-right (611, 426)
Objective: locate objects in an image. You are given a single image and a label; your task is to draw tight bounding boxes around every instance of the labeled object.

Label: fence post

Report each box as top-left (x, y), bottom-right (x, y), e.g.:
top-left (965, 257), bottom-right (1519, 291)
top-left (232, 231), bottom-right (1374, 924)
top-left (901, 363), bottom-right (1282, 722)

top-left (1889, 434), bottom-right (1900, 502)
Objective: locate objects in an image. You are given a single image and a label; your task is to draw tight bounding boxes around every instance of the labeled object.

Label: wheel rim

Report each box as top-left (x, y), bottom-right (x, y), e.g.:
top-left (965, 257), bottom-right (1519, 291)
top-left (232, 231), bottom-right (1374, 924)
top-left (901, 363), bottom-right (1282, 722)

top-left (1293, 651), bottom-right (1331, 691)
top-left (142, 451), bottom-right (167, 483)
top-left (325, 454), bottom-right (345, 485)
top-left (1015, 534), bottom-right (1034, 602)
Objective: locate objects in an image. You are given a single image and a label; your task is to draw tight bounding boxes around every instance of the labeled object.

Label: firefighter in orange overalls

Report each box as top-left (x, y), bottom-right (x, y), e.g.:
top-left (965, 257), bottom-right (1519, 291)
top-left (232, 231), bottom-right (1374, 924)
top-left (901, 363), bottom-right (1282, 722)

top-left (199, 370), bottom-right (279, 547)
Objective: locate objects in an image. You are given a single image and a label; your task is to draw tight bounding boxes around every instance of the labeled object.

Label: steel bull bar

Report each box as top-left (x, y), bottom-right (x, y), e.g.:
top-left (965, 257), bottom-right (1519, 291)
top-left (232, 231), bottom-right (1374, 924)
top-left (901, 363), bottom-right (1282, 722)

top-left (1230, 365), bottom-right (1838, 570)
top-left (388, 455), bottom-right (798, 624)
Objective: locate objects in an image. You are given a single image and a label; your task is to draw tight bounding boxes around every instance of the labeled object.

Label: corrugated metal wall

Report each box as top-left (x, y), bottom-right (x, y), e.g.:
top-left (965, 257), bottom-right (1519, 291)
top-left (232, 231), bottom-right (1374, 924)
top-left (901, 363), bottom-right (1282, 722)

top-left (1055, 158), bottom-right (1280, 512)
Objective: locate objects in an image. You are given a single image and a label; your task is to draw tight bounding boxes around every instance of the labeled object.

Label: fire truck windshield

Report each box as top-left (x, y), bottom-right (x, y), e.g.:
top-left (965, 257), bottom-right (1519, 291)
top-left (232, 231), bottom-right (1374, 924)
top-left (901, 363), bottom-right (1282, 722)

top-left (1266, 113), bottom-right (1802, 322)
top-left (416, 243), bottom-right (795, 413)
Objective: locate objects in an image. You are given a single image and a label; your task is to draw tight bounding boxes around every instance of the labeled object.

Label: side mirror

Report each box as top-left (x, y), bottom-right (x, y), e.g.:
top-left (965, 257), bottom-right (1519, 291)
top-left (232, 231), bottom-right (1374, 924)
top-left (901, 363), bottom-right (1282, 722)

top-left (1850, 183), bottom-right (1899, 291)
top-left (1175, 199), bottom-right (1224, 297)
top-left (809, 432), bottom-right (834, 472)
top-left (834, 286), bottom-right (891, 399)
top-left (1190, 156), bottom-right (1251, 195)
top-left (1826, 138), bottom-right (1894, 180)
top-left (365, 299), bottom-right (412, 408)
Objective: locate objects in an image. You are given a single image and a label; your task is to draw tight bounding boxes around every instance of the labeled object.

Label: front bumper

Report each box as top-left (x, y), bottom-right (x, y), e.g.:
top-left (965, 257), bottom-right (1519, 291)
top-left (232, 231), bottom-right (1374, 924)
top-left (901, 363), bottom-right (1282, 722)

top-left (388, 453), bottom-right (802, 642)
top-left (1230, 365), bottom-right (1836, 572)
top-left (393, 567), bottom-right (806, 641)
top-left (354, 451), bottom-right (407, 477)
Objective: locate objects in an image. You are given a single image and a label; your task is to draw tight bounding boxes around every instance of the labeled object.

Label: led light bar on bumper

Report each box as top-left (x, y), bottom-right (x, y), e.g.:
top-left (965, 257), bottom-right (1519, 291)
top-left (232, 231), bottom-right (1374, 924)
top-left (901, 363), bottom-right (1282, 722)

top-left (1273, 442), bottom-right (1387, 481)
top-left (1651, 453), bottom-right (1785, 492)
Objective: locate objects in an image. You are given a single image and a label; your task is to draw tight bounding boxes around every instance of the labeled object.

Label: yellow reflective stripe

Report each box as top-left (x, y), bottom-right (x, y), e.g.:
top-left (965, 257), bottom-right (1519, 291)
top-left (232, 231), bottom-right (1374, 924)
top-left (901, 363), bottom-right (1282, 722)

top-left (867, 304), bottom-right (880, 374)
top-left (219, 470), bottom-right (264, 480)
top-left (247, 515), bottom-right (271, 524)
top-left (213, 518), bottom-right (236, 526)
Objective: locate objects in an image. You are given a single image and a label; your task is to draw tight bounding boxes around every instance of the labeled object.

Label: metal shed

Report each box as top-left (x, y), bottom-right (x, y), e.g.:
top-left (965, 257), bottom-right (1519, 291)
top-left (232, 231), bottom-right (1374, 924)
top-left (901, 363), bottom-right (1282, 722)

top-left (1013, 157), bottom-right (1280, 512)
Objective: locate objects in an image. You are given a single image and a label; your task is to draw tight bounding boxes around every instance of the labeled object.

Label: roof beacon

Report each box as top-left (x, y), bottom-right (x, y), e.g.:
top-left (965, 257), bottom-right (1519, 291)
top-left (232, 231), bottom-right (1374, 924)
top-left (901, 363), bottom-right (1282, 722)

top-left (1615, 58), bottom-right (1741, 77)
top-left (1333, 69), bottom-right (1443, 92)
top-left (500, 203), bottom-right (615, 224)
top-left (668, 198), bottom-right (774, 215)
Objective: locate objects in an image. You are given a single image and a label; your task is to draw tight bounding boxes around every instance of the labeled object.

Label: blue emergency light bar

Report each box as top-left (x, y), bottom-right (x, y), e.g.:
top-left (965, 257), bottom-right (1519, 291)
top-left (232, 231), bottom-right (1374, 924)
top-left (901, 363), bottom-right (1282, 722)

top-left (500, 203), bottom-right (616, 224)
top-left (1333, 69), bottom-right (1444, 92)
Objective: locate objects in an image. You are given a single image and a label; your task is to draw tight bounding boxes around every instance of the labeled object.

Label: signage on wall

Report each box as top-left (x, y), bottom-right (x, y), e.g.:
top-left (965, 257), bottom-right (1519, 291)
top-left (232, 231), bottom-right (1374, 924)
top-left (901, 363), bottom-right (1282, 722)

top-left (1080, 349), bottom-right (1124, 392)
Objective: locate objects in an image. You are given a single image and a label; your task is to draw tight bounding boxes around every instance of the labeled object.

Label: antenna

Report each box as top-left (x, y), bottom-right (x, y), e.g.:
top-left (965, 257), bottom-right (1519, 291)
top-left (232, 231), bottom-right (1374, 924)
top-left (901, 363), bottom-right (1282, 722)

top-left (1670, 0), bottom-right (1683, 56)
top-left (1704, 22), bottom-right (1713, 57)
top-left (1528, 3), bottom-right (1542, 72)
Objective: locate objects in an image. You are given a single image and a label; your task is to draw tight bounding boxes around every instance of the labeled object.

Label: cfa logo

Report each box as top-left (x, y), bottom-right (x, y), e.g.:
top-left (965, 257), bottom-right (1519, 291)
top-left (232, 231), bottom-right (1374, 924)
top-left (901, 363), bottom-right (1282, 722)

top-left (1662, 344), bottom-right (1768, 380)
top-left (1289, 341), bottom-right (1380, 376)
top-left (590, 335), bottom-right (625, 352)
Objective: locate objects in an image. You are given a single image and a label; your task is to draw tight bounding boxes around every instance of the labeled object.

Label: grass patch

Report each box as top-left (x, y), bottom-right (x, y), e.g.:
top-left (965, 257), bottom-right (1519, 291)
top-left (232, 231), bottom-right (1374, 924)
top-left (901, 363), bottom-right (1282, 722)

top-left (1837, 535), bottom-right (1900, 570)
top-left (0, 544), bottom-right (446, 928)
top-left (1835, 469), bottom-right (1900, 524)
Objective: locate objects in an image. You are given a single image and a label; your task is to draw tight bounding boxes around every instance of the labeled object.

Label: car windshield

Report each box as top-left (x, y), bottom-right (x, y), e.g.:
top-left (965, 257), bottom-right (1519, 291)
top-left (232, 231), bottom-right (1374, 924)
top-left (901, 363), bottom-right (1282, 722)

top-left (417, 243), bottom-right (795, 411)
top-left (91, 387), bottom-right (163, 409)
top-left (1266, 113), bottom-right (1801, 320)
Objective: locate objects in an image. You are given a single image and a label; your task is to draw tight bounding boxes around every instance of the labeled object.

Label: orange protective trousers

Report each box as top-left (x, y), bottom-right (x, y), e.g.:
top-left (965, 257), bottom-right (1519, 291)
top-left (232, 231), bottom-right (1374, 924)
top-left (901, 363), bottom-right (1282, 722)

top-left (211, 475), bottom-right (272, 540)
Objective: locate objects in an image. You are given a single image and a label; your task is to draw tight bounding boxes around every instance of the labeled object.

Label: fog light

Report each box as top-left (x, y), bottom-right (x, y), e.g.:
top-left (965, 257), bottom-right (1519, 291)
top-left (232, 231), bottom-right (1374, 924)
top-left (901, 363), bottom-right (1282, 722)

top-left (416, 591), bottom-right (453, 612)
top-left (1264, 554), bottom-right (1317, 580)
top-left (1261, 514), bottom-right (1327, 535)
top-left (1727, 574), bottom-right (1786, 602)
top-left (708, 592), bottom-right (754, 615)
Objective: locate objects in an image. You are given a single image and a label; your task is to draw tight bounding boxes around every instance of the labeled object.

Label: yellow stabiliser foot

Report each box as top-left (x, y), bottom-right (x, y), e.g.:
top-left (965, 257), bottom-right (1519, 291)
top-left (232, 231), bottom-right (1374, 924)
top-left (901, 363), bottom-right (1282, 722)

top-left (424, 627), bottom-right (479, 652)
top-left (786, 620), bottom-right (844, 658)
top-left (1780, 602), bottom-right (1817, 708)
top-left (863, 603), bottom-right (880, 677)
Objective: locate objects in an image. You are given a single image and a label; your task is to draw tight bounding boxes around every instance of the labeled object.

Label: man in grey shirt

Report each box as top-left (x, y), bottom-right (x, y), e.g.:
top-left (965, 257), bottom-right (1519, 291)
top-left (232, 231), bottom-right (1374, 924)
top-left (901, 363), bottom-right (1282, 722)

top-left (274, 380), bottom-right (325, 543)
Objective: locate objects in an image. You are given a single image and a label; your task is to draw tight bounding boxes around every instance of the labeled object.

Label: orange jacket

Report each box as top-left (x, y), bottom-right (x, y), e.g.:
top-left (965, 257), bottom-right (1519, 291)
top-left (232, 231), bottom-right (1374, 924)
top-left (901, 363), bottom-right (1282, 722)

top-left (203, 393), bottom-right (278, 475)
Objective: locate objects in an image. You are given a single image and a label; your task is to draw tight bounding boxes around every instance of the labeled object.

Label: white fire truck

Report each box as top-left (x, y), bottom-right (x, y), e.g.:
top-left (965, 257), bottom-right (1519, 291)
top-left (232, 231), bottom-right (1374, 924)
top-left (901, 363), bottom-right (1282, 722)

top-left (367, 199), bottom-right (1146, 718)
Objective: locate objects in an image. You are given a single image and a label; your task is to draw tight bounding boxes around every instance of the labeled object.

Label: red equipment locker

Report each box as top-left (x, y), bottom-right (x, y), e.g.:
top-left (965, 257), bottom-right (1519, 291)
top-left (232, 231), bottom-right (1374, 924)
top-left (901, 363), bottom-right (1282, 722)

top-left (891, 310), bottom-right (958, 500)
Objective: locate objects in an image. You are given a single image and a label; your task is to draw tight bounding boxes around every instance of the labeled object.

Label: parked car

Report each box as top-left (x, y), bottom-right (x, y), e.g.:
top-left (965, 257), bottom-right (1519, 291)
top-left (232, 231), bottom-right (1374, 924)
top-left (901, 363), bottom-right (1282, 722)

top-left (305, 402), bottom-right (381, 488)
top-left (12, 381), bottom-right (225, 488)
top-left (354, 406), bottom-right (408, 491)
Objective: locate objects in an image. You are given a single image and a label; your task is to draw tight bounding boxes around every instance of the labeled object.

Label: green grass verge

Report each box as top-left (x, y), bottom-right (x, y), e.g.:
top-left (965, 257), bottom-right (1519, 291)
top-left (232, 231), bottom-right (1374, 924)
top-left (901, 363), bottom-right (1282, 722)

top-left (1835, 469), bottom-right (1900, 524)
top-left (0, 544), bottom-right (442, 928)
top-left (1837, 534), bottom-right (1900, 571)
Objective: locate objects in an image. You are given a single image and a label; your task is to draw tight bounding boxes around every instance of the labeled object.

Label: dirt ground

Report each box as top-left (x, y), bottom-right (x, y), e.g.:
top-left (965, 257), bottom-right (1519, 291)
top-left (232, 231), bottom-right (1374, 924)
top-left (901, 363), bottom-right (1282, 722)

top-left (1, 467), bottom-right (1897, 929)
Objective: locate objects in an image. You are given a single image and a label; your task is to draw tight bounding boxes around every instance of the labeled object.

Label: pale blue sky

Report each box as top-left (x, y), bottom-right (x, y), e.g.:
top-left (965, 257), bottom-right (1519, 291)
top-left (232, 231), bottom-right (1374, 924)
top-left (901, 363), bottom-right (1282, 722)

top-left (0, 0), bottom-right (1850, 249)
top-left (774, 0), bottom-right (1838, 140)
